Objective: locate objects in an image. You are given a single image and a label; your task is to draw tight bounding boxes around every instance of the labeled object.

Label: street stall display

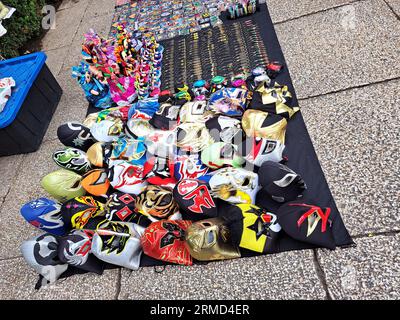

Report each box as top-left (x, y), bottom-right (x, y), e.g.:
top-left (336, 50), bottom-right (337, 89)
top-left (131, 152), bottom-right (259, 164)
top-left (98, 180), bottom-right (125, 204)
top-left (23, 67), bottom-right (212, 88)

top-left (19, 1), bottom-right (354, 288)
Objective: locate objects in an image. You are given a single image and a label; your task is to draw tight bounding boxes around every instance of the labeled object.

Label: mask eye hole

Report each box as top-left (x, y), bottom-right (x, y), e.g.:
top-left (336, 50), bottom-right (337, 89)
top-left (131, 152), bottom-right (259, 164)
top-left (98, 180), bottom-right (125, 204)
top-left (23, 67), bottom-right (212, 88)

top-left (202, 222), bottom-right (212, 227)
top-left (206, 230), bottom-right (215, 245)
top-left (71, 180), bottom-right (81, 189)
top-left (242, 178), bottom-right (250, 186)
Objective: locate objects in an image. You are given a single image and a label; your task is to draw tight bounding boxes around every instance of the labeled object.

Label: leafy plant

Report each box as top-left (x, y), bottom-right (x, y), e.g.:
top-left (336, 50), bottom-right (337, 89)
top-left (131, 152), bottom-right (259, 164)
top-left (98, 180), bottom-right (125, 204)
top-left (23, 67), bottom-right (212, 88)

top-left (0, 0), bottom-right (47, 58)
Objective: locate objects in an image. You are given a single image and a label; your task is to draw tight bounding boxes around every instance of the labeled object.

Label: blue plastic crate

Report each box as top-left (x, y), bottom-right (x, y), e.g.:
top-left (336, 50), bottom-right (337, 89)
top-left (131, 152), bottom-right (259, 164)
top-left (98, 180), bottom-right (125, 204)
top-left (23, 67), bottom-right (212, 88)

top-left (0, 52), bottom-right (47, 129)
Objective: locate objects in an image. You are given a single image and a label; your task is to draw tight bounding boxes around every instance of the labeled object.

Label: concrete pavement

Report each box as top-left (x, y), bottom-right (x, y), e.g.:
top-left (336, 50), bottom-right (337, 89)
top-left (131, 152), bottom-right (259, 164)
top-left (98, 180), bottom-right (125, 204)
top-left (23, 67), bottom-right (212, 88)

top-left (0, 0), bottom-right (398, 300)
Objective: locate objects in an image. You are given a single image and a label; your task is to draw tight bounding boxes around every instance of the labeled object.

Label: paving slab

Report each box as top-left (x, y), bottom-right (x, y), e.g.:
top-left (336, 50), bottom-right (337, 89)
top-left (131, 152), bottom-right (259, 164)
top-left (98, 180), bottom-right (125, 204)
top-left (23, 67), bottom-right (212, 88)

top-left (0, 139), bottom-right (64, 259)
top-left (43, 69), bottom-right (90, 142)
top-left (59, 0), bottom-right (89, 11)
top-left (0, 154), bottom-right (25, 202)
top-left (0, 257), bottom-right (119, 300)
top-left (118, 250), bottom-right (326, 300)
top-left (83, 0), bottom-right (116, 19)
top-left (267, 0), bottom-right (354, 23)
top-left (61, 13), bottom-right (114, 72)
top-left (317, 233), bottom-right (400, 299)
top-left (385, 0), bottom-right (400, 16)
top-left (45, 46), bottom-right (70, 76)
top-left (42, 0), bottom-right (89, 51)
top-left (300, 79), bottom-right (400, 236)
top-left (275, 0), bottom-right (400, 99)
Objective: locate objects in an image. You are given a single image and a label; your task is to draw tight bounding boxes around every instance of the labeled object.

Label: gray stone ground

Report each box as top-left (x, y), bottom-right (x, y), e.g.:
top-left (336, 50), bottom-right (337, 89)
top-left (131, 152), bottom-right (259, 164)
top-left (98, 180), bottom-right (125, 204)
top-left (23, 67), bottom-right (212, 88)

top-left (0, 0), bottom-right (398, 300)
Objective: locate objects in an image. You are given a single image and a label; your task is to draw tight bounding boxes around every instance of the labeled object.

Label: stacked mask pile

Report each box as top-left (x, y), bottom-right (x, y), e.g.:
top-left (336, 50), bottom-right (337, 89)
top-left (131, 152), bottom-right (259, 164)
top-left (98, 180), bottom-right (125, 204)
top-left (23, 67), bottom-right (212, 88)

top-left (19, 37), bottom-right (341, 285)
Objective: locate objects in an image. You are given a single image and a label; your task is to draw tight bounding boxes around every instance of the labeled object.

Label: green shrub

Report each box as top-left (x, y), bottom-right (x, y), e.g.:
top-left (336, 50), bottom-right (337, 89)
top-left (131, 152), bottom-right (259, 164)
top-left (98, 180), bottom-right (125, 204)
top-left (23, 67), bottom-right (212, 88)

top-left (0, 0), bottom-right (46, 58)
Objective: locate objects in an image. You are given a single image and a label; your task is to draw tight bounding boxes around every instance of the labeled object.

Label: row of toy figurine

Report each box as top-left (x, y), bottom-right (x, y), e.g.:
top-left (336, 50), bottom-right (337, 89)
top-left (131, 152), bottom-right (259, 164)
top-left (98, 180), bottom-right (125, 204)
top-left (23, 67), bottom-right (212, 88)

top-left (72, 25), bottom-right (163, 110)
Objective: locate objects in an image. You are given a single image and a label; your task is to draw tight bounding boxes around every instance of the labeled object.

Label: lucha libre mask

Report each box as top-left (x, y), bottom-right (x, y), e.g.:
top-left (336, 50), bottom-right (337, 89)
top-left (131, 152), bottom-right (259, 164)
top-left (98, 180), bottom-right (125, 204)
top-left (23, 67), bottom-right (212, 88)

top-left (174, 153), bottom-right (211, 182)
top-left (201, 142), bottom-right (245, 170)
top-left (192, 80), bottom-right (209, 97)
top-left (110, 136), bottom-right (147, 166)
top-left (104, 192), bottom-right (152, 228)
top-left (209, 167), bottom-right (260, 204)
top-left (210, 76), bottom-right (228, 93)
top-left (208, 88), bottom-right (250, 117)
top-left (52, 147), bottom-right (92, 174)
top-left (108, 161), bottom-right (147, 195)
top-left (250, 82), bottom-right (299, 119)
top-left (61, 196), bottom-right (105, 230)
top-left (83, 112), bottom-right (99, 129)
top-left (126, 118), bottom-right (154, 139)
top-left (173, 179), bottom-right (218, 219)
top-left (179, 101), bottom-right (213, 123)
top-left (241, 109), bottom-right (287, 144)
top-left (143, 156), bottom-right (177, 187)
top-left (176, 122), bottom-right (214, 153)
top-left (21, 233), bottom-right (68, 284)
top-left (185, 217), bottom-right (241, 261)
top-left (81, 169), bottom-right (111, 197)
top-left (141, 220), bottom-right (193, 266)
top-left (58, 229), bottom-right (104, 274)
top-left (277, 201), bottom-right (335, 249)
top-left (205, 115), bottom-right (243, 144)
top-left (149, 103), bottom-right (181, 130)
top-left (224, 204), bottom-right (282, 254)
top-left (57, 122), bottom-right (96, 152)
top-left (86, 142), bottom-right (113, 168)
top-left (245, 137), bottom-right (285, 167)
top-left (90, 119), bottom-right (124, 143)
top-left (145, 129), bottom-right (177, 159)
top-left (92, 220), bottom-right (145, 270)
top-left (20, 198), bottom-right (66, 236)
top-left (258, 162), bottom-right (307, 203)
top-left (41, 169), bottom-right (86, 202)
top-left (136, 186), bottom-right (179, 220)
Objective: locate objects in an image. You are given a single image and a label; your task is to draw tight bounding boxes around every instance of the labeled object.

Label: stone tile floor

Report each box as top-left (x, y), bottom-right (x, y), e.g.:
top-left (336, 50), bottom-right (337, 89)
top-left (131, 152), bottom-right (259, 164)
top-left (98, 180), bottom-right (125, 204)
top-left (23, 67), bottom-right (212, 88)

top-left (0, 0), bottom-right (398, 299)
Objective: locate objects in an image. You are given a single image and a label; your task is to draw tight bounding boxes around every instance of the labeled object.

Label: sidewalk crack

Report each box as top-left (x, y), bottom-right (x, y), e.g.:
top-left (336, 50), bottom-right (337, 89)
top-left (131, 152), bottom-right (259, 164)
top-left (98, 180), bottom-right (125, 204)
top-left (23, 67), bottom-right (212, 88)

top-left (383, 0), bottom-right (400, 21)
top-left (313, 249), bottom-right (333, 300)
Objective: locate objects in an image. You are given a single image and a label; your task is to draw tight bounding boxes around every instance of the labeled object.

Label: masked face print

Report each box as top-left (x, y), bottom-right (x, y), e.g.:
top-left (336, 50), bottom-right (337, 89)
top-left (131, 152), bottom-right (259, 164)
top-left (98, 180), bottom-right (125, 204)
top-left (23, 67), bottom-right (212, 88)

top-left (250, 82), bottom-right (299, 119)
top-left (21, 234), bottom-right (68, 284)
top-left (20, 198), bottom-right (66, 236)
top-left (209, 168), bottom-right (260, 205)
top-left (205, 115), bottom-right (243, 144)
top-left (174, 153), bottom-right (211, 182)
top-left (179, 101), bottom-right (213, 123)
top-left (110, 136), bottom-right (147, 166)
top-left (145, 129), bottom-right (176, 159)
top-left (201, 142), bottom-right (245, 170)
top-left (61, 196), bottom-right (105, 230)
top-left (143, 156), bottom-right (177, 187)
top-left (58, 229), bottom-right (104, 274)
top-left (141, 220), bottom-right (193, 266)
top-left (208, 88), bottom-right (250, 117)
top-left (136, 186), bottom-right (179, 220)
top-left (176, 122), bottom-right (214, 153)
top-left (92, 220), bottom-right (144, 270)
top-left (52, 147), bottom-right (92, 174)
top-left (245, 137), bottom-right (285, 167)
top-left (90, 119), bottom-right (124, 143)
top-left (185, 217), bottom-right (241, 261)
top-left (223, 204), bottom-right (282, 254)
top-left (277, 201), bottom-right (335, 249)
top-left (173, 179), bottom-right (218, 219)
top-left (57, 122), bottom-right (96, 152)
top-left (108, 161), bottom-right (147, 195)
top-left (81, 169), bottom-right (111, 197)
top-left (258, 162), bottom-right (307, 203)
top-left (242, 109), bottom-right (287, 144)
top-left (41, 169), bottom-right (86, 203)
